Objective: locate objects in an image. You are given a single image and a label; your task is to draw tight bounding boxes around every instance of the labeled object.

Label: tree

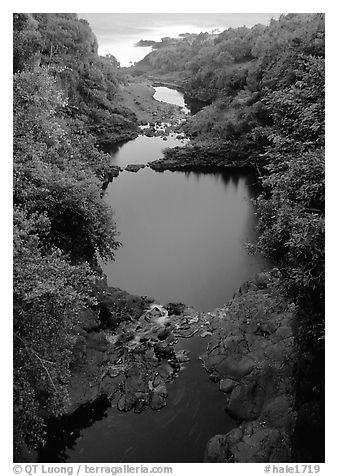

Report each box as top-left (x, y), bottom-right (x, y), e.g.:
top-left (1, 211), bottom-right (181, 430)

top-left (13, 16), bottom-right (124, 459)
top-left (13, 208), bottom-right (96, 459)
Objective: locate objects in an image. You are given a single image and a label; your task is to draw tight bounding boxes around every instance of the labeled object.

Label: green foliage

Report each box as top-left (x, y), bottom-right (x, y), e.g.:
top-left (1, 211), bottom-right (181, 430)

top-left (143, 17), bottom-right (325, 443)
top-left (13, 208), bottom-right (96, 458)
top-left (32, 13), bottom-right (98, 63)
top-left (140, 13), bottom-right (324, 157)
top-left (14, 13), bottom-right (138, 145)
top-left (13, 68), bottom-right (120, 261)
top-left (13, 13), bottom-right (128, 459)
top-left (255, 150), bottom-right (324, 304)
top-left (262, 55), bottom-right (324, 147)
top-left (13, 13), bottom-right (42, 72)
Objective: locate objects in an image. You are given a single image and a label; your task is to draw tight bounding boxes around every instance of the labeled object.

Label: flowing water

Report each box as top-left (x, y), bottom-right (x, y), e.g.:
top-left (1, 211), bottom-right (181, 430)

top-left (40, 86), bottom-right (267, 463)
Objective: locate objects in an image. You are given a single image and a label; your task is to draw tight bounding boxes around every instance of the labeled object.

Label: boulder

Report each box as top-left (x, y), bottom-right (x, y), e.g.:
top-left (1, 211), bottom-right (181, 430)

top-left (219, 378), bottom-right (237, 393)
top-left (205, 422), bottom-right (291, 463)
top-left (125, 163), bottom-right (146, 173)
top-left (201, 272), bottom-right (297, 462)
top-left (227, 378), bottom-right (266, 420)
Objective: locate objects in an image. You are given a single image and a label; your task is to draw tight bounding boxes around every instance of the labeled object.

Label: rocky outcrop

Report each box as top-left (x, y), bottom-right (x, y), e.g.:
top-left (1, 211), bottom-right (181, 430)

top-left (124, 163), bottom-right (147, 173)
top-left (202, 272), bottom-right (297, 463)
top-left (148, 143), bottom-right (251, 172)
top-left (67, 287), bottom-right (202, 415)
top-left (102, 165), bottom-right (123, 189)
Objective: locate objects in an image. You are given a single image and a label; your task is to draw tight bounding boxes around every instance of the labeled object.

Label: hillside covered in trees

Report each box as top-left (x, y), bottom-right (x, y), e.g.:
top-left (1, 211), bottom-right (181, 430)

top-left (136, 13), bottom-right (324, 316)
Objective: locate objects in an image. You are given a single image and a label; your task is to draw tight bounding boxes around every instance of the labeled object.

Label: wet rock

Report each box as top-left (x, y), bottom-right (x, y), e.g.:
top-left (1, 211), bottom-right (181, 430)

top-left (204, 434), bottom-right (235, 463)
top-left (144, 348), bottom-right (159, 366)
top-left (205, 353), bottom-right (255, 380)
top-left (261, 396), bottom-right (296, 432)
top-left (175, 349), bottom-right (190, 363)
top-left (202, 273), bottom-right (297, 462)
top-left (67, 285), bottom-right (202, 418)
top-left (117, 394), bottom-right (128, 412)
top-left (100, 374), bottom-right (122, 399)
top-left (147, 306), bottom-right (165, 320)
top-left (157, 326), bottom-right (171, 341)
top-left (150, 377), bottom-right (168, 410)
top-left (227, 377), bottom-right (266, 420)
top-left (219, 378), bottom-right (236, 393)
top-left (165, 302), bottom-right (186, 315)
top-left (157, 361), bottom-right (175, 380)
top-left (148, 143), bottom-right (250, 172)
top-left (105, 165), bottom-right (122, 182)
top-left (119, 364), bottom-right (149, 412)
top-left (154, 341), bottom-right (175, 359)
top-left (125, 163), bottom-right (146, 173)
top-left (205, 422), bottom-right (291, 463)
top-left (150, 392), bottom-right (167, 410)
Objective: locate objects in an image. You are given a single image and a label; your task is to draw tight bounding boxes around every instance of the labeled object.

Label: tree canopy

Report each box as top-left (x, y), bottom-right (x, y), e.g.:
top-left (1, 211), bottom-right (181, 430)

top-left (13, 13), bottom-right (127, 460)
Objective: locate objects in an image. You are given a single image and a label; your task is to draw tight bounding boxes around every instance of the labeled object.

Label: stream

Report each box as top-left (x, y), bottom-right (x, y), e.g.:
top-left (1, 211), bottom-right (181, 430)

top-left (40, 86), bottom-right (267, 463)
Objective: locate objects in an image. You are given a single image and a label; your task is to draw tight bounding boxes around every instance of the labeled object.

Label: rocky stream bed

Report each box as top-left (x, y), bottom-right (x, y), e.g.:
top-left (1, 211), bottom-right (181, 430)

top-left (63, 269), bottom-right (297, 463)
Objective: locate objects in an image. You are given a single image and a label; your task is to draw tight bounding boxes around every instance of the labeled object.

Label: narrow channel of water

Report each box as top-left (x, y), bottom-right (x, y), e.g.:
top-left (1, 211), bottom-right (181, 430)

top-left (153, 86), bottom-right (190, 114)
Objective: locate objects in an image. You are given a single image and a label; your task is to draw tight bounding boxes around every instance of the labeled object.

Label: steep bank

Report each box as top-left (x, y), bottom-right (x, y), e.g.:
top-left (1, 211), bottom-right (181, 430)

top-left (201, 272), bottom-right (297, 462)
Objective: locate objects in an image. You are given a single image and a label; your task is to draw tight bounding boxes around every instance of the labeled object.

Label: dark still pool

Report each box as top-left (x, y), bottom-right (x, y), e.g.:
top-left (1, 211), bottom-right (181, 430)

top-left (102, 166), bottom-right (266, 311)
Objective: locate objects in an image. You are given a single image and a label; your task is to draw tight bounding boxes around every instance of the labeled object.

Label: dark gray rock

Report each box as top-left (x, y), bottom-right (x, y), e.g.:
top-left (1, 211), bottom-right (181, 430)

top-left (125, 163), bottom-right (146, 173)
top-left (202, 273), bottom-right (297, 462)
top-left (205, 422), bottom-right (291, 463)
top-left (219, 378), bottom-right (237, 393)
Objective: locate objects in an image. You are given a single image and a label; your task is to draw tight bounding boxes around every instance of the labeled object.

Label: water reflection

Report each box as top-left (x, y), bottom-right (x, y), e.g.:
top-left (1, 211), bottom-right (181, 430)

top-left (153, 86), bottom-right (189, 114)
top-left (103, 134), bottom-right (186, 168)
top-left (102, 166), bottom-right (266, 311)
top-left (39, 397), bottom-right (110, 463)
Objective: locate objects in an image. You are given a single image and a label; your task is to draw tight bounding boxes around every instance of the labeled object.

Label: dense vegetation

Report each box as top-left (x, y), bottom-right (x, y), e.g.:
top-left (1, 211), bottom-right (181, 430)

top-left (13, 13), bottom-right (138, 460)
top-left (14, 13), bottom-right (138, 145)
top-left (136, 14), bottom-right (324, 160)
top-left (137, 13), bottom-right (325, 460)
top-left (13, 12), bottom-right (324, 462)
